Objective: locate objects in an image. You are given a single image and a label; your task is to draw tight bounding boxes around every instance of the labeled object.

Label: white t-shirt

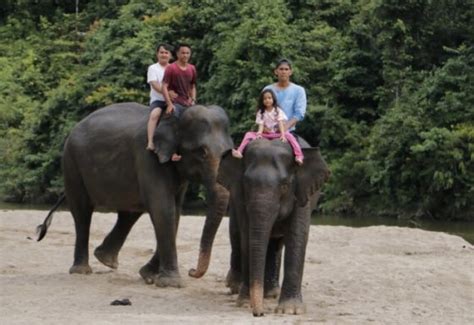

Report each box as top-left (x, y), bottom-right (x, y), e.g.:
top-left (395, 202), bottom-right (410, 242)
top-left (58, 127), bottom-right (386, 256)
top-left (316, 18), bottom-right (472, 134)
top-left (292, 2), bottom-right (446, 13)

top-left (147, 63), bottom-right (167, 103)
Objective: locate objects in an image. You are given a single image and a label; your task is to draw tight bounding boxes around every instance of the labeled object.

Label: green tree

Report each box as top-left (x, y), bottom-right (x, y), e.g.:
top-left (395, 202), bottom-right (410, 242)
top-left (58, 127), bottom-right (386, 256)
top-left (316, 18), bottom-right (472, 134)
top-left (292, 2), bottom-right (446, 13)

top-left (367, 47), bottom-right (473, 219)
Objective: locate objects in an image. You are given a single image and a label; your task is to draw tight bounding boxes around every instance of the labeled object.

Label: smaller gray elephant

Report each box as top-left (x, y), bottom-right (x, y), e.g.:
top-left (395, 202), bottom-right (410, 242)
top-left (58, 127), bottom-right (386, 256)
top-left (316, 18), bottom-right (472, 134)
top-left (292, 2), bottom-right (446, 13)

top-left (217, 138), bottom-right (330, 316)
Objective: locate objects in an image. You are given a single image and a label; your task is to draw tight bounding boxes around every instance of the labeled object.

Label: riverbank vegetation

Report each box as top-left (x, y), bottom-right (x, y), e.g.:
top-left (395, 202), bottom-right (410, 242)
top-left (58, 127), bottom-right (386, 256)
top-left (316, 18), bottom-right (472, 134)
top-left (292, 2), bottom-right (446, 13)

top-left (1, 0), bottom-right (472, 220)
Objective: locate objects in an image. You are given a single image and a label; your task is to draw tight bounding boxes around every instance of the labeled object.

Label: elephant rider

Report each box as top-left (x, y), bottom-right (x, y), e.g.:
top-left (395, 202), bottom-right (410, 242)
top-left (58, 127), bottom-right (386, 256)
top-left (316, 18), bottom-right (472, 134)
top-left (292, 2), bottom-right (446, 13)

top-left (146, 43), bottom-right (177, 151)
top-left (162, 43), bottom-right (197, 162)
top-left (263, 58), bottom-right (307, 134)
top-left (232, 89), bottom-right (304, 165)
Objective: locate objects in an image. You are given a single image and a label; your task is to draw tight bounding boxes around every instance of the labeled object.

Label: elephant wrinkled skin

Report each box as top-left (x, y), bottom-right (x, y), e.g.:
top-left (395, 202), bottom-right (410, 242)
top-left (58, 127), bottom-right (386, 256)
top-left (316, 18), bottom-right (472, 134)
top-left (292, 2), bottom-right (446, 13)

top-left (37, 102), bottom-right (233, 288)
top-left (217, 139), bottom-right (330, 316)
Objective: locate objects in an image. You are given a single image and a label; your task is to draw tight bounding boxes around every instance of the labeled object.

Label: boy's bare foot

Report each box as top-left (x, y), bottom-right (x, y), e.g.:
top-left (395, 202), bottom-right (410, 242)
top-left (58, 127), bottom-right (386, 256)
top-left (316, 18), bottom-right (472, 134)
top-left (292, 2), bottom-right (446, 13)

top-left (232, 149), bottom-right (243, 159)
top-left (146, 143), bottom-right (155, 151)
top-left (171, 153), bottom-right (182, 161)
top-left (295, 157), bottom-right (303, 165)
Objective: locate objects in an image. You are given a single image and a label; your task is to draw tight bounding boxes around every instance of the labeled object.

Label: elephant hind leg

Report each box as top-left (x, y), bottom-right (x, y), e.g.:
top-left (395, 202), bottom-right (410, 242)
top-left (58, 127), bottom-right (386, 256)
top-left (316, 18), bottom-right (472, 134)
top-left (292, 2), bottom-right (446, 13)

top-left (68, 194), bottom-right (94, 275)
top-left (64, 146), bottom-right (94, 274)
top-left (94, 211), bottom-right (142, 269)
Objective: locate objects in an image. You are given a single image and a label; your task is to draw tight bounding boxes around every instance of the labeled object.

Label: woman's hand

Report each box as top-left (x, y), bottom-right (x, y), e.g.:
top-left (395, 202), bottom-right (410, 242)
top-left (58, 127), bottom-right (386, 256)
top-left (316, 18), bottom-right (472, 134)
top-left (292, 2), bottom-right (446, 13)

top-left (280, 134), bottom-right (287, 142)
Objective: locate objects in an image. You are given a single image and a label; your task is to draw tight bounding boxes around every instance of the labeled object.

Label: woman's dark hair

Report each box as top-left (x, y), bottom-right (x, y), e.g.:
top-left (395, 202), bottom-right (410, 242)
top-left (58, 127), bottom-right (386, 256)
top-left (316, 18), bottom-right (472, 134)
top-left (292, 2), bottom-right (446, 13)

top-left (156, 43), bottom-right (173, 53)
top-left (257, 89), bottom-right (279, 118)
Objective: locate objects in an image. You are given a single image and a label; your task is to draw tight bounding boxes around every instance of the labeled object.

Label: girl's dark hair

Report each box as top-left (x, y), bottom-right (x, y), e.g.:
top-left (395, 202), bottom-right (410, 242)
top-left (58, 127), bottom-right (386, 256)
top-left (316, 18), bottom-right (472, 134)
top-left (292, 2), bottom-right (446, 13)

top-left (257, 89), bottom-right (279, 118)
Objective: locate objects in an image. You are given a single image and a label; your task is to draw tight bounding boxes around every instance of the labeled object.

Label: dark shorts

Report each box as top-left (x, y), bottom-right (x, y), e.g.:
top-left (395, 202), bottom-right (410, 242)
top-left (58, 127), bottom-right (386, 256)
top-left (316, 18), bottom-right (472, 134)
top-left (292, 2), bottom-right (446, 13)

top-left (150, 100), bottom-right (167, 111)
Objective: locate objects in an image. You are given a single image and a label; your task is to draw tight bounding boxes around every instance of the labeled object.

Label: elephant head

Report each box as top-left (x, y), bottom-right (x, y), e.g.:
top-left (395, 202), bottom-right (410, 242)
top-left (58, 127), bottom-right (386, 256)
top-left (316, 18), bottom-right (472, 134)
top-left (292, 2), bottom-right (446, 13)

top-left (155, 105), bottom-right (234, 278)
top-left (218, 138), bottom-right (329, 213)
top-left (217, 138), bottom-right (330, 316)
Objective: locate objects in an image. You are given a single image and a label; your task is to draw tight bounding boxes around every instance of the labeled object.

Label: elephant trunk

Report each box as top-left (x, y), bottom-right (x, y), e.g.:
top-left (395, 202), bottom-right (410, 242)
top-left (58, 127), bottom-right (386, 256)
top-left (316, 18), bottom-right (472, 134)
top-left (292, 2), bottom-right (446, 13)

top-left (189, 181), bottom-right (229, 278)
top-left (248, 196), bottom-right (277, 317)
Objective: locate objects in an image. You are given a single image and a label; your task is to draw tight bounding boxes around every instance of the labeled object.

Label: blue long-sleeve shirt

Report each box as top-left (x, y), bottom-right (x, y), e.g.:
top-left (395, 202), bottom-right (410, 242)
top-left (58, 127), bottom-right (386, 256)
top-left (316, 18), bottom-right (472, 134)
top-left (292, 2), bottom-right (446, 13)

top-left (264, 83), bottom-right (307, 131)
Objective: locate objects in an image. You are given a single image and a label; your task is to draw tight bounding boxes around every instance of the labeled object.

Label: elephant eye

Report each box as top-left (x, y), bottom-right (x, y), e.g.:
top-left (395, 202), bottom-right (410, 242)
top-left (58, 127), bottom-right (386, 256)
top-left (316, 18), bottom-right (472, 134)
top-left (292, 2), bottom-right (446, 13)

top-left (194, 146), bottom-right (208, 158)
top-left (280, 181), bottom-right (290, 193)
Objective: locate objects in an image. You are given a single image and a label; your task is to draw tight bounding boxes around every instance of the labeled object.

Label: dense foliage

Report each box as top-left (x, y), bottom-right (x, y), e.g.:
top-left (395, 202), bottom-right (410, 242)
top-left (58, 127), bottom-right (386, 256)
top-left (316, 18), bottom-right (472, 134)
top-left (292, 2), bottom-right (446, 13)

top-left (1, 0), bottom-right (472, 220)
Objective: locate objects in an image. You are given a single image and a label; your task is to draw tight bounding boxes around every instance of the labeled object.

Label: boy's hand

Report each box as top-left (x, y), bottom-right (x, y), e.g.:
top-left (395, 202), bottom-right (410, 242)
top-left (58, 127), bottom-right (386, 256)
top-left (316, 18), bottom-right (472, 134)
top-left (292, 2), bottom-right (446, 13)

top-left (169, 90), bottom-right (178, 100)
top-left (165, 104), bottom-right (174, 115)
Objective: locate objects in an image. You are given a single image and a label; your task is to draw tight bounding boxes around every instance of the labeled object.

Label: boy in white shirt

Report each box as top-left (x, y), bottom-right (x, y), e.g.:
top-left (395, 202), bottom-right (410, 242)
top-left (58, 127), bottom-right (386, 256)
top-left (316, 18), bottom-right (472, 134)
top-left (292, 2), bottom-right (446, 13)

top-left (146, 43), bottom-right (176, 151)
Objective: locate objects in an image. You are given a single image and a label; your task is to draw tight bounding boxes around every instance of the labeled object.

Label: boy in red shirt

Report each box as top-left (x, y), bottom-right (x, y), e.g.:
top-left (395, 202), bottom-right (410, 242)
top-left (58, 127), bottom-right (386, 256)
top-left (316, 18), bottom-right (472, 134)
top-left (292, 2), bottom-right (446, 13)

top-left (162, 43), bottom-right (197, 118)
top-left (162, 43), bottom-right (197, 161)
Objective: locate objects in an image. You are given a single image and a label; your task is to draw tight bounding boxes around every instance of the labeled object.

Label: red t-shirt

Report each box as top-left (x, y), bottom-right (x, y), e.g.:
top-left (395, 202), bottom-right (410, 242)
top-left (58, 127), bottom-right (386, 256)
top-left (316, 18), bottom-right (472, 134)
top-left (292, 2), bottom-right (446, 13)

top-left (162, 62), bottom-right (197, 106)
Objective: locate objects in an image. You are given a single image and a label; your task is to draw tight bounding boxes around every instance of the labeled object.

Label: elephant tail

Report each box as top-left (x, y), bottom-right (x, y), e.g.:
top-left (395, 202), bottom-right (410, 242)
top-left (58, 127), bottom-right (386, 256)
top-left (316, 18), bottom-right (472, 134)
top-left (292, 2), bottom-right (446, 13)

top-left (36, 194), bottom-right (66, 241)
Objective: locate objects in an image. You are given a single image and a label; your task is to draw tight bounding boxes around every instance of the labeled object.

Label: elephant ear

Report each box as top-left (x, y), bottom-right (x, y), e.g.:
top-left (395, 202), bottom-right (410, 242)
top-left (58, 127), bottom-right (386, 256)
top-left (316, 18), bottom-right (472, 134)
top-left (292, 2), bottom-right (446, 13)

top-left (154, 116), bottom-right (179, 163)
top-left (295, 147), bottom-right (331, 206)
top-left (217, 150), bottom-right (243, 192)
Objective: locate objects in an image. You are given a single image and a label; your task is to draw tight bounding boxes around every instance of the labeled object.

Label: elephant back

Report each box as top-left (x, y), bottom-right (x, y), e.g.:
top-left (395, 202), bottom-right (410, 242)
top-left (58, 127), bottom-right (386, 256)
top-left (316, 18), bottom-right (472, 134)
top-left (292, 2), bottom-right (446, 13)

top-left (180, 105), bottom-right (230, 128)
top-left (71, 102), bottom-right (149, 138)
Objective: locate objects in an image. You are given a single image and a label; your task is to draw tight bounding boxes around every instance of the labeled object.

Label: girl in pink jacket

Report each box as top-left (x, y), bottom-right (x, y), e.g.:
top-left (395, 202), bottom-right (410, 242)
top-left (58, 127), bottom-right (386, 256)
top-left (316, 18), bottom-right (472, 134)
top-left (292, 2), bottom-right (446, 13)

top-left (232, 89), bottom-right (304, 165)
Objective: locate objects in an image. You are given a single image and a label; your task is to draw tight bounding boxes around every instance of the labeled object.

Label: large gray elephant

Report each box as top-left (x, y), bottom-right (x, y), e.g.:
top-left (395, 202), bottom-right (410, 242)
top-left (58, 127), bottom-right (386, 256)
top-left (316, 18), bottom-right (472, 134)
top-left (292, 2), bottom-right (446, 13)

top-left (217, 138), bottom-right (330, 316)
top-left (37, 102), bottom-right (233, 287)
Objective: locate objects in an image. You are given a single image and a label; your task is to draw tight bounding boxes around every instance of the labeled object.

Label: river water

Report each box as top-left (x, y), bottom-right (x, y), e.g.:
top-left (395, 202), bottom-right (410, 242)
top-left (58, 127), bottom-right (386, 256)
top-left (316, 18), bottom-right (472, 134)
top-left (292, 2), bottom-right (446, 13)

top-left (312, 214), bottom-right (474, 245)
top-left (2, 202), bottom-right (472, 244)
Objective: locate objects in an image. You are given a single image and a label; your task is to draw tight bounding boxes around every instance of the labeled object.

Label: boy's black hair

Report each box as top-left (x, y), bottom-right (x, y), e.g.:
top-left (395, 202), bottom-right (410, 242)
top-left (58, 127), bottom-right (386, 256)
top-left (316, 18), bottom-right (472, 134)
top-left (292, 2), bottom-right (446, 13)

top-left (176, 42), bottom-right (192, 52)
top-left (275, 58), bottom-right (292, 69)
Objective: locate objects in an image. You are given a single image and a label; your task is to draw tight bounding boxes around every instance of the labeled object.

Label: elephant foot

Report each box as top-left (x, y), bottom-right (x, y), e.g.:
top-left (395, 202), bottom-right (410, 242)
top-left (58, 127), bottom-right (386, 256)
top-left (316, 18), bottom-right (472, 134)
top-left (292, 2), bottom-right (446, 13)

top-left (94, 246), bottom-right (118, 269)
top-left (225, 269), bottom-right (241, 294)
top-left (253, 307), bottom-right (265, 317)
top-left (236, 296), bottom-right (250, 308)
top-left (275, 298), bottom-right (306, 315)
top-left (264, 286), bottom-right (280, 299)
top-left (154, 273), bottom-right (185, 288)
top-left (237, 285), bottom-right (250, 307)
top-left (69, 264), bottom-right (92, 274)
top-left (139, 264), bottom-right (158, 284)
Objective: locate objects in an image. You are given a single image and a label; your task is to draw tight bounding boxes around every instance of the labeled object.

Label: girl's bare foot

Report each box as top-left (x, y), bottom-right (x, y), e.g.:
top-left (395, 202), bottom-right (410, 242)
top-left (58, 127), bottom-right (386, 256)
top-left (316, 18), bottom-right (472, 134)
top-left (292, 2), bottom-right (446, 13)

top-left (146, 143), bottom-right (155, 151)
top-left (232, 149), bottom-right (243, 159)
top-left (171, 153), bottom-right (182, 161)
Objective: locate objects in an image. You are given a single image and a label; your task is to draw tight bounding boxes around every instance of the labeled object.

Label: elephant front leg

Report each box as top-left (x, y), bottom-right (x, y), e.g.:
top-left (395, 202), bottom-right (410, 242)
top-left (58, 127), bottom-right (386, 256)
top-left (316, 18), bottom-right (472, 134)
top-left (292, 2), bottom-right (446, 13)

top-left (275, 208), bottom-right (311, 315)
top-left (225, 205), bottom-right (241, 294)
top-left (236, 211), bottom-right (250, 307)
top-left (94, 211), bottom-right (142, 269)
top-left (264, 237), bottom-right (283, 298)
top-left (147, 203), bottom-right (184, 288)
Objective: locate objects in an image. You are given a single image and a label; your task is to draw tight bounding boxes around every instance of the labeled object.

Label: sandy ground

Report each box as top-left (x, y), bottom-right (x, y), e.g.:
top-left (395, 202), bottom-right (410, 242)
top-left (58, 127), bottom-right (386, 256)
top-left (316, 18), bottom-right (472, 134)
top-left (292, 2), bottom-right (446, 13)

top-left (0, 210), bottom-right (473, 324)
